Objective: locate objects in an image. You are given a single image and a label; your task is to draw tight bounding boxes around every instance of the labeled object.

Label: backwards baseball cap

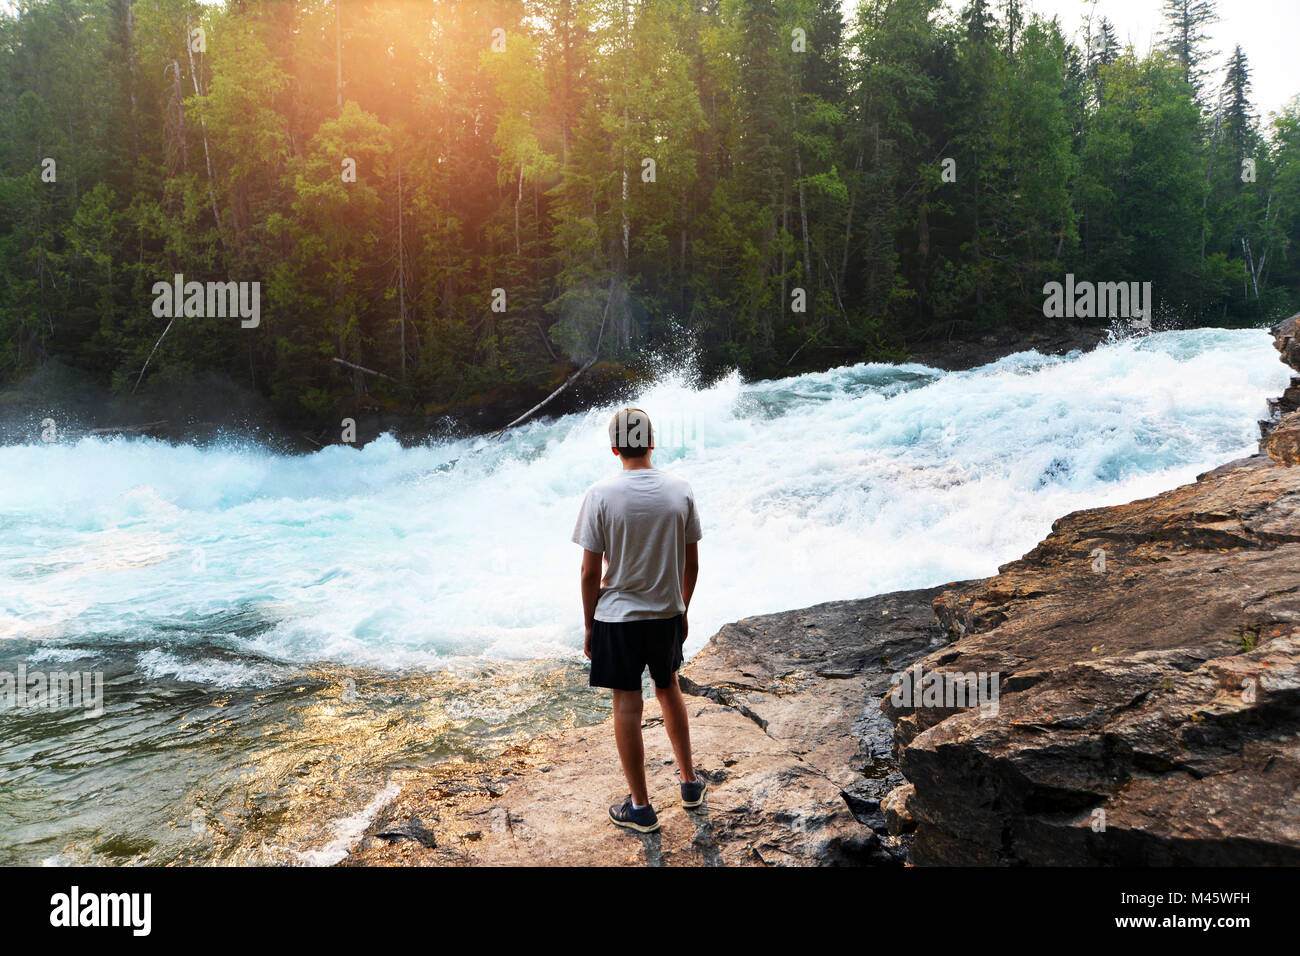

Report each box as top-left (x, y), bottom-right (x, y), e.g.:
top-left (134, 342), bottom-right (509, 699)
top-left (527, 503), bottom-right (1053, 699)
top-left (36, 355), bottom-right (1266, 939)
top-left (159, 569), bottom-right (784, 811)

top-left (608, 407), bottom-right (653, 452)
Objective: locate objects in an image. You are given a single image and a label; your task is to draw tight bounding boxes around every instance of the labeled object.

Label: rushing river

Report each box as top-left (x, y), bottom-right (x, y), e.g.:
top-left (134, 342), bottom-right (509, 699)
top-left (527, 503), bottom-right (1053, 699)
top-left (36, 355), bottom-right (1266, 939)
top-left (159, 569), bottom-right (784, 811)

top-left (0, 327), bottom-right (1289, 865)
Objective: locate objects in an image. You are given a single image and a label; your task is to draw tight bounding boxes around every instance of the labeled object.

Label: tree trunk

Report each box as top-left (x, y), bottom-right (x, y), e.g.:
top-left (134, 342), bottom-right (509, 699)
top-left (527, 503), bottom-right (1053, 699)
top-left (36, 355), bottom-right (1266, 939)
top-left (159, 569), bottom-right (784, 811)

top-left (186, 16), bottom-right (225, 249)
top-left (398, 145), bottom-right (406, 374)
top-left (126, 0), bottom-right (138, 157)
top-left (1201, 110), bottom-right (1222, 261)
top-left (792, 104), bottom-right (812, 286)
top-left (839, 143), bottom-right (863, 290)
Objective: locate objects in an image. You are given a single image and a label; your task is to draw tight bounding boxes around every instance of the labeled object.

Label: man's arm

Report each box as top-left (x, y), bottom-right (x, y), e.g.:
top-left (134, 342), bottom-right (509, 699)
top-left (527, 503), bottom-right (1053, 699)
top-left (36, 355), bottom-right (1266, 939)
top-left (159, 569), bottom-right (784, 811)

top-left (580, 549), bottom-right (604, 659)
top-left (682, 541), bottom-right (699, 640)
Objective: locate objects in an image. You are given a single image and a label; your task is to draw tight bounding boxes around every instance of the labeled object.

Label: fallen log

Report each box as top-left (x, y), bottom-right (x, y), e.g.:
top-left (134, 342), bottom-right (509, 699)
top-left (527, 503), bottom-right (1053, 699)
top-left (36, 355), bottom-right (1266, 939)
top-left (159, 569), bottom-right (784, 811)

top-left (491, 285), bottom-right (613, 439)
top-left (332, 357), bottom-right (395, 381)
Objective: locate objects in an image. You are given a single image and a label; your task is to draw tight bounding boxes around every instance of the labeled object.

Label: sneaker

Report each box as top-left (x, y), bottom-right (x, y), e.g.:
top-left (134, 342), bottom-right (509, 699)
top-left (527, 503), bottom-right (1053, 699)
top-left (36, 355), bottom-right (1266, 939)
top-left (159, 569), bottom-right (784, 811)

top-left (680, 770), bottom-right (707, 808)
top-left (609, 796), bottom-right (660, 833)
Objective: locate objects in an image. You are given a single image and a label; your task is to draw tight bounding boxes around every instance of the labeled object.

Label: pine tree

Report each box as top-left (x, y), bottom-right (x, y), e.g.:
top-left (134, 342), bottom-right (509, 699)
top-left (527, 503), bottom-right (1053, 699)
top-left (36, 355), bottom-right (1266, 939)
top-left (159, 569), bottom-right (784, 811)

top-left (1219, 45), bottom-right (1255, 172)
top-left (1160, 0), bottom-right (1218, 95)
top-left (1086, 16), bottom-right (1119, 102)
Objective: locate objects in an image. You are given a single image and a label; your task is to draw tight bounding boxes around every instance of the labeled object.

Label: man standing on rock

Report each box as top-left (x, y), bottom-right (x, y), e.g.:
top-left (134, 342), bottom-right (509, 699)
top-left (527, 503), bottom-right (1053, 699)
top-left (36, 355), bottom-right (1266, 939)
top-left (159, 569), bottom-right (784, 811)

top-left (572, 407), bottom-right (707, 833)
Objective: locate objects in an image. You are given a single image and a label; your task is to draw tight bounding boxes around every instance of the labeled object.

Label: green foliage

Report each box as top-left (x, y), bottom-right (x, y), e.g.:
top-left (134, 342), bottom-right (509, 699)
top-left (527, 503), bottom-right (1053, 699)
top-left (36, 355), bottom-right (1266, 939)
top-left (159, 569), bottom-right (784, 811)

top-left (0, 0), bottom-right (1297, 426)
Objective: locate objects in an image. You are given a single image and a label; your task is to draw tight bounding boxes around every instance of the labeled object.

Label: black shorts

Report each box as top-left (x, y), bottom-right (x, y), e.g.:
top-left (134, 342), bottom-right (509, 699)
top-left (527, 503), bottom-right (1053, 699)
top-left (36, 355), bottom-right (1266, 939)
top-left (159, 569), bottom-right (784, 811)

top-left (589, 614), bottom-right (684, 691)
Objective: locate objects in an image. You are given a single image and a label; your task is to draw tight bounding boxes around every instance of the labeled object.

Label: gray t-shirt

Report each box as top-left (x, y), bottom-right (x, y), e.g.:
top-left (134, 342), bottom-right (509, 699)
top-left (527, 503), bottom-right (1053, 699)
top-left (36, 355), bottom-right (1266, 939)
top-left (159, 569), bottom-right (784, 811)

top-left (571, 469), bottom-right (703, 622)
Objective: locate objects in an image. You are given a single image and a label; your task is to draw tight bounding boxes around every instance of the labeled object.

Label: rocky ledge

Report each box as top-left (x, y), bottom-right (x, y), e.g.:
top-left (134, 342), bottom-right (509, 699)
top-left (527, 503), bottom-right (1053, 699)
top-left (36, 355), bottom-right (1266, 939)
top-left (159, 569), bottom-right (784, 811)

top-left (341, 317), bottom-right (1300, 867)
top-left (341, 588), bottom-right (952, 866)
top-left (884, 315), bottom-right (1300, 865)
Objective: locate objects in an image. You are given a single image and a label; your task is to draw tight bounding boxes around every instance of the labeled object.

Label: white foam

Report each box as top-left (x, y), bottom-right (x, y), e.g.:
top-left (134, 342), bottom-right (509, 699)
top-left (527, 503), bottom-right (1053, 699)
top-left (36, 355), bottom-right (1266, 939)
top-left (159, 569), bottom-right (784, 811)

top-left (292, 782), bottom-right (402, 867)
top-left (0, 328), bottom-right (1287, 678)
top-left (135, 648), bottom-right (282, 688)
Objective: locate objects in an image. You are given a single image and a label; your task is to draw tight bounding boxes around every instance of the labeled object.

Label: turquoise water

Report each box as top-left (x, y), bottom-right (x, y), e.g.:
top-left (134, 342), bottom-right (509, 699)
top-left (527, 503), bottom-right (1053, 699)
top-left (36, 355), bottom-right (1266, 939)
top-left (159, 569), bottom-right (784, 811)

top-left (0, 327), bottom-right (1289, 864)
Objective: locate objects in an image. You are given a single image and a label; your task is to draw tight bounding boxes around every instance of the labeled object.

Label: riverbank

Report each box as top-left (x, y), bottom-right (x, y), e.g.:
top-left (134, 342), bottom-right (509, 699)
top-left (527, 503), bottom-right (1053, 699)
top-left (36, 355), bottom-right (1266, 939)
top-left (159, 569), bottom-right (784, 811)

top-left (340, 587), bottom-right (950, 866)
top-left (337, 314), bottom-right (1300, 866)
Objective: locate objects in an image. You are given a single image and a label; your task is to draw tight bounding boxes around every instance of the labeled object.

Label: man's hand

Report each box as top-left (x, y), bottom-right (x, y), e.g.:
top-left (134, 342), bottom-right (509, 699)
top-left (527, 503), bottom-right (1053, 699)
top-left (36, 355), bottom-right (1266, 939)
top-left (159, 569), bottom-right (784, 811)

top-left (681, 541), bottom-right (698, 644)
top-left (580, 550), bottom-right (602, 661)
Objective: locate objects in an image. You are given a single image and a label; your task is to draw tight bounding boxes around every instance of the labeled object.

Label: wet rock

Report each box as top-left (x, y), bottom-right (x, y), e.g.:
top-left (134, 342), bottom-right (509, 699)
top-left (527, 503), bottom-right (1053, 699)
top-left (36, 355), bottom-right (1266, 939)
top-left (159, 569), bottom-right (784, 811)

top-left (1263, 410), bottom-right (1300, 465)
top-left (373, 814), bottom-right (438, 849)
top-left (1260, 315), bottom-right (1300, 463)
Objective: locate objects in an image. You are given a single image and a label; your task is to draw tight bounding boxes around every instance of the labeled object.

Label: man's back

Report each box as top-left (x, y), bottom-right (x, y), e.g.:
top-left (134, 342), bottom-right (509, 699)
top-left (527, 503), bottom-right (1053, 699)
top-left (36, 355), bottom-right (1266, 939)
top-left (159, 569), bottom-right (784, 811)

top-left (572, 469), bottom-right (702, 622)
top-left (575, 407), bottom-right (705, 833)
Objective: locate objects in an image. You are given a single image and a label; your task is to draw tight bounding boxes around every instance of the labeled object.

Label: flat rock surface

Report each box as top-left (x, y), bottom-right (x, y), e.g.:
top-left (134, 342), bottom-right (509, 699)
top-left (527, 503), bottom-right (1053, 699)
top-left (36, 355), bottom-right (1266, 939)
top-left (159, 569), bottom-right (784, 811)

top-left (340, 588), bottom-right (951, 867)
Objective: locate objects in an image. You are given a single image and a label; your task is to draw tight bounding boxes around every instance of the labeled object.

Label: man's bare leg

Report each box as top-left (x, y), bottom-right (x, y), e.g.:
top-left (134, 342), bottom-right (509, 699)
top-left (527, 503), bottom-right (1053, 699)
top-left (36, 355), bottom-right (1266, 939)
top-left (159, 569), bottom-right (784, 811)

top-left (654, 675), bottom-right (696, 783)
top-left (611, 689), bottom-right (650, 805)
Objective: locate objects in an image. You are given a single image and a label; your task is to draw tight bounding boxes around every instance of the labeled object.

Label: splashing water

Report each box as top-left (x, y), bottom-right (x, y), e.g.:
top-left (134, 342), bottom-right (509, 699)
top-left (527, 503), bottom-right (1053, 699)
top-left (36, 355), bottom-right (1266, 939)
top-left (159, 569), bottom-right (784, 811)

top-left (0, 327), bottom-right (1287, 864)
